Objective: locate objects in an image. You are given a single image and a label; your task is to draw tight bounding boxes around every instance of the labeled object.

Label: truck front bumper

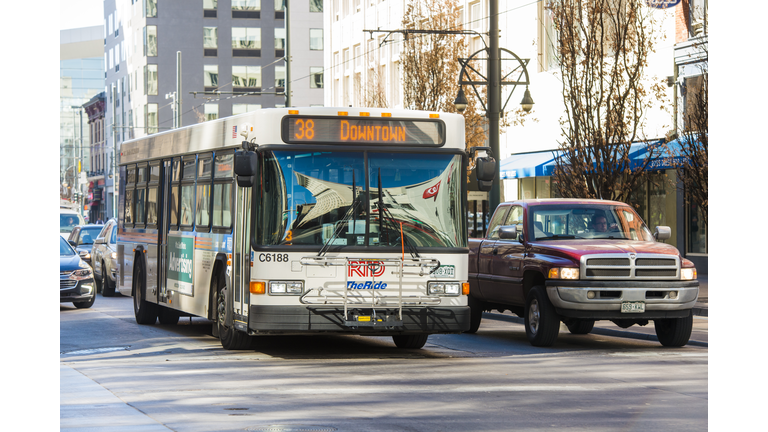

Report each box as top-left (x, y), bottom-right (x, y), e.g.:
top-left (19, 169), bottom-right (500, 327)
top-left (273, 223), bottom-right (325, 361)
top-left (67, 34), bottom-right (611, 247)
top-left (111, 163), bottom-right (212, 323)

top-left (248, 305), bottom-right (470, 335)
top-left (545, 280), bottom-right (699, 319)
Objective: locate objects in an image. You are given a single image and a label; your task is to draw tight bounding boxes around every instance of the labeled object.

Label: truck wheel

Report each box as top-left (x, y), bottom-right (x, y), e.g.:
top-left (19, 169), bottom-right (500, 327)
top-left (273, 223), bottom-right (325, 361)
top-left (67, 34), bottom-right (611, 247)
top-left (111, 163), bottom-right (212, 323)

top-left (133, 260), bottom-right (158, 324)
top-left (525, 286), bottom-right (560, 347)
top-left (654, 314), bottom-right (693, 347)
top-left (102, 262), bottom-right (116, 297)
top-left (466, 295), bottom-right (484, 334)
top-left (566, 319), bottom-right (595, 335)
top-left (214, 273), bottom-right (254, 350)
top-left (392, 334), bottom-right (429, 349)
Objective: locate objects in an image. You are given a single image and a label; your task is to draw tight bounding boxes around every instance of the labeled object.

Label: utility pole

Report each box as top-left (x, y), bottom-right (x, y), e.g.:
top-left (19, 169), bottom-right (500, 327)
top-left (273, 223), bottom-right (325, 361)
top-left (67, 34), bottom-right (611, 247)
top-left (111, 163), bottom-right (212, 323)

top-left (284, 0), bottom-right (291, 107)
top-left (176, 51), bottom-right (182, 127)
top-left (487, 0), bottom-right (502, 212)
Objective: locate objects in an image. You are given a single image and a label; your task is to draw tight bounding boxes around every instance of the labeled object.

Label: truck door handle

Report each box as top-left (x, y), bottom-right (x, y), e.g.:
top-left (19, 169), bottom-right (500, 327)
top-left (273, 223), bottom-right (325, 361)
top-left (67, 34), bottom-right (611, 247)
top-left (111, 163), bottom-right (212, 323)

top-left (492, 248), bottom-right (498, 255)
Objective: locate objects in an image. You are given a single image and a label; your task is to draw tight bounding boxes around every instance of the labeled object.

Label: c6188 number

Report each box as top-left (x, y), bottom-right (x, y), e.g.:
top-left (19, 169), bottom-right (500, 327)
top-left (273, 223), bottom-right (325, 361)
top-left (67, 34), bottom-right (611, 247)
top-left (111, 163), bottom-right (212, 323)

top-left (258, 253), bottom-right (289, 263)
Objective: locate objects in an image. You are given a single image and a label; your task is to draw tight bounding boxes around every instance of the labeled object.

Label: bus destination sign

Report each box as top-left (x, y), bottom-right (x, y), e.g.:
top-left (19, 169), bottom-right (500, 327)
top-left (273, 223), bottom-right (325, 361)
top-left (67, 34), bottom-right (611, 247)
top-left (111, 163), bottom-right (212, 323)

top-left (282, 116), bottom-right (445, 146)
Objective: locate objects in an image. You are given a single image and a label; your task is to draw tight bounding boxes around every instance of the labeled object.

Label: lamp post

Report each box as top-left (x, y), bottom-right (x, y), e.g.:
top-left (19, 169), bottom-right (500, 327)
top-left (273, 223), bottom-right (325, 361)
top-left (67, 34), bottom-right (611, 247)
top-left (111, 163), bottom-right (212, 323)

top-left (453, 0), bottom-right (534, 213)
top-left (71, 106), bottom-right (85, 218)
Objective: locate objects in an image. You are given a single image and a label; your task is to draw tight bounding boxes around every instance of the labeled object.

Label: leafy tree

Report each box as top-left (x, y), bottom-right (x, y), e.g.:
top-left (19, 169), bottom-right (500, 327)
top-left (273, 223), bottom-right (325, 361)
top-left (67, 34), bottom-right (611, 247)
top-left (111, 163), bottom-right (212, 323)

top-left (549, 0), bottom-right (668, 202)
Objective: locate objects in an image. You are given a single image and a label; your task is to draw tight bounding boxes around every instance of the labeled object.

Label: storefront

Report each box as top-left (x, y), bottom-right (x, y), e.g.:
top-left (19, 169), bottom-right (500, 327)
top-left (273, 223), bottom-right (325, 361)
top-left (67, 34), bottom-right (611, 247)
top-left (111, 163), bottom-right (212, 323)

top-left (498, 140), bottom-right (707, 273)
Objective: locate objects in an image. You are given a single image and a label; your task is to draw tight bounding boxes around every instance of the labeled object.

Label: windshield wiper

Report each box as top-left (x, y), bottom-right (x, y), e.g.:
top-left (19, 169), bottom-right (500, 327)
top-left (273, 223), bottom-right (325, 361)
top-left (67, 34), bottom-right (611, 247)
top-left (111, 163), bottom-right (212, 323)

top-left (317, 172), bottom-right (364, 257)
top-left (536, 234), bottom-right (583, 240)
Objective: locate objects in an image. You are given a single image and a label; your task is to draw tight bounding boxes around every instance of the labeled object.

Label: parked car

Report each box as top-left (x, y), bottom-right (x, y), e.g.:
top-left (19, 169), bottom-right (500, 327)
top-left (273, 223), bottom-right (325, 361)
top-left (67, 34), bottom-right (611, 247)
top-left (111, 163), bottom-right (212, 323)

top-left (60, 236), bottom-right (95, 309)
top-left (91, 219), bottom-right (118, 297)
top-left (60, 207), bottom-right (85, 239)
top-left (67, 224), bottom-right (104, 264)
top-left (467, 199), bottom-right (699, 347)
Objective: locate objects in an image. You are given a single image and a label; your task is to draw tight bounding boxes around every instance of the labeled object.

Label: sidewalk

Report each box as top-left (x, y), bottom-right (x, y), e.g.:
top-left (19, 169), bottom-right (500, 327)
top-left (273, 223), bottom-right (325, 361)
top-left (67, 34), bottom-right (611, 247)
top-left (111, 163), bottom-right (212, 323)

top-left (61, 365), bottom-right (171, 432)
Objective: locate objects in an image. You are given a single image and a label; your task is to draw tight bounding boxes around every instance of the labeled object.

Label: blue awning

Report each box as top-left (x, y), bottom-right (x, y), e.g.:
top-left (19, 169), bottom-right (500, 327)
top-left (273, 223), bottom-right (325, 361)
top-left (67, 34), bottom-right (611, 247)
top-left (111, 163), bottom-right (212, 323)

top-left (499, 150), bottom-right (560, 179)
top-left (499, 140), bottom-right (686, 179)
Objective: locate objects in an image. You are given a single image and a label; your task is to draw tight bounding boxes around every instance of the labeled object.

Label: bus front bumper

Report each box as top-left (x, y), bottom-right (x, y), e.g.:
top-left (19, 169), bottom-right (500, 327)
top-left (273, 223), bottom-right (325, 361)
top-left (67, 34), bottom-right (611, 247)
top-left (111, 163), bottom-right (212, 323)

top-left (247, 305), bottom-right (470, 335)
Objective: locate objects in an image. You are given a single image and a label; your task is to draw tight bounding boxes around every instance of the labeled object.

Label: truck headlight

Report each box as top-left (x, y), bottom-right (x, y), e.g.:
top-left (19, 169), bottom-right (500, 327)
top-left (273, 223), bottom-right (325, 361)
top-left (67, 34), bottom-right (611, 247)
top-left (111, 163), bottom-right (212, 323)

top-left (681, 268), bottom-right (697, 280)
top-left (269, 281), bottom-right (303, 295)
top-left (548, 268), bottom-right (579, 280)
top-left (428, 282), bottom-right (461, 296)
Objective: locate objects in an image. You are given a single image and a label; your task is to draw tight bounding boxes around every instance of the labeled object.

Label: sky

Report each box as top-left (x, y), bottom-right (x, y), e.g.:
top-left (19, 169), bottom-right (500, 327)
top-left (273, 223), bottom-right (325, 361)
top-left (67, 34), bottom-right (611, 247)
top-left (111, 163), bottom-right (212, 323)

top-left (61, 0), bottom-right (104, 30)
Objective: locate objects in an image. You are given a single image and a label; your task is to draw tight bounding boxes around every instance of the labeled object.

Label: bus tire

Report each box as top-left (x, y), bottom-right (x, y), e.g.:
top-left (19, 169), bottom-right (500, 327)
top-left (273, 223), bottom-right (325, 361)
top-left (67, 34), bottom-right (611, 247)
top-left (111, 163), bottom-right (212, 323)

top-left (466, 295), bottom-right (484, 334)
top-left (213, 273), bottom-right (254, 350)
top-left (133, 259), bottom-right (157, 325)
top-left (158, 307), bottom-right (180, 325)
top-left (392, 334), bottom-right (429, 349)
top-left (102, 261), bottom-right (116, 297)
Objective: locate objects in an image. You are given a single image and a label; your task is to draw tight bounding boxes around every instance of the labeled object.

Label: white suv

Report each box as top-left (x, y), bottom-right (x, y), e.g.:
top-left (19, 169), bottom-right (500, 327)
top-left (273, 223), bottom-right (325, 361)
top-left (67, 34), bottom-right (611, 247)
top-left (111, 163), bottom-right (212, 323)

top-left (60, 207), bottom-right (85, 239)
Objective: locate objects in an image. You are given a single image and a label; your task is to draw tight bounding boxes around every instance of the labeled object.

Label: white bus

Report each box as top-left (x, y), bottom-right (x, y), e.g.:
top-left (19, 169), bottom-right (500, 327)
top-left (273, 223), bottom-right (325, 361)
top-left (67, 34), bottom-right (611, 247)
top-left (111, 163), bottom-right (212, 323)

top-left (116, 107), bottom-right (494, 350)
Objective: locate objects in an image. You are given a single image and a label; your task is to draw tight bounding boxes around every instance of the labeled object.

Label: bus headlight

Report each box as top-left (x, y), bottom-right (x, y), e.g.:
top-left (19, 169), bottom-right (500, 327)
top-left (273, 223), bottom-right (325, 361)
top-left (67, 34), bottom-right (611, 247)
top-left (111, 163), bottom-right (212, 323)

top-left (428, 282), bottom-right (461, 296)
top-left (269, 281), bottom-right (304, 295)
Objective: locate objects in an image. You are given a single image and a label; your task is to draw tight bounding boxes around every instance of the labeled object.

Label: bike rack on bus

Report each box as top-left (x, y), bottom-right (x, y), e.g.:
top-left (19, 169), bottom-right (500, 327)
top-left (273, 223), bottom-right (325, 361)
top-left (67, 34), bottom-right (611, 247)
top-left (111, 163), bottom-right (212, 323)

top-left (298, 256), bottom-right (442, 328)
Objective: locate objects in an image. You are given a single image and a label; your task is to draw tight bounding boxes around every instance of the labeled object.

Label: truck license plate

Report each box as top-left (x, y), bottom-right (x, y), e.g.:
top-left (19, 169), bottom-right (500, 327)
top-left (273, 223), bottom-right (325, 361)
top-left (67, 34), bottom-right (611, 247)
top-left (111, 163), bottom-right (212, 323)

top-left (621, 301), bottom-right (645, 313)
top-left (431, 265), bottom-right (455, 278)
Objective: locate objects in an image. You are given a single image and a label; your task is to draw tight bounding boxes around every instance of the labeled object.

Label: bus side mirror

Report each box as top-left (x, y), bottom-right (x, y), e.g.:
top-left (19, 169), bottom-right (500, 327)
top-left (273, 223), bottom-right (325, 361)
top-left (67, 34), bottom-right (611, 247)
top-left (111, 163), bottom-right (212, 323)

top-left (234, 151), bottom-right (258, 188)
top-left (470, 146), bottom-right (496, 192)
top-left (475, 157), bottom-right (496, 192)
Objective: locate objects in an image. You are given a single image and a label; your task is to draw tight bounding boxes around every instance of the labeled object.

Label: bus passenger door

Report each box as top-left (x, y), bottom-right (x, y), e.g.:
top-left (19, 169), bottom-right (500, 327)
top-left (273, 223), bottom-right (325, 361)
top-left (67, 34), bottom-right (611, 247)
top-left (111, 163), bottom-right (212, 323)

top-left (231, 183), bottom-right (252, 328)
top-left (158, 159), bottom-right (173, 300)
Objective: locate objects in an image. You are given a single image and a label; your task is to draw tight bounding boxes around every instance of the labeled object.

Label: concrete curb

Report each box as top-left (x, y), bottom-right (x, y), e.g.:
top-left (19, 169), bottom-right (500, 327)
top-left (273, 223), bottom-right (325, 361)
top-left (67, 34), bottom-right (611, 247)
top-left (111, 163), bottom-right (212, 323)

top-left (482, 313), bottom-right (708, 348)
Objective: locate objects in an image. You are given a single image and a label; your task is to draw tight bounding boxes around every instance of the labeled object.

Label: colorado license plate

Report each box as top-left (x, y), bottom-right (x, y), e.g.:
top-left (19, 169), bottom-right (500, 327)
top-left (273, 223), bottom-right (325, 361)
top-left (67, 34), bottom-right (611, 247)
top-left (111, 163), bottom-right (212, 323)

top-left (621, 301), bottom-right (645, 313)
top-left (430, 265), bottom-right (455, 278)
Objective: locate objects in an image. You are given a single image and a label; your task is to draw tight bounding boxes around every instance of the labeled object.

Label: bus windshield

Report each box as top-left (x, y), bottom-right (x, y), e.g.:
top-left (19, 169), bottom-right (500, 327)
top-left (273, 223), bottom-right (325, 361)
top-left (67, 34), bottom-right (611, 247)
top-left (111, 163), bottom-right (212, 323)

top-left (256, 150), bottom-right (465, 248)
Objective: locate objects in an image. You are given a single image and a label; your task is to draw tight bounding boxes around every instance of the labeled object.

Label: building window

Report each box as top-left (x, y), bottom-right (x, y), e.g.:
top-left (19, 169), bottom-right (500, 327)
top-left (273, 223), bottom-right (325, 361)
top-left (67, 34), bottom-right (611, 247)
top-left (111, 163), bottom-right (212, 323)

top-left (310, 0), bottom-right (323, 12)
top-left (145, 25), bottom-right (157, 57)
top-left (275, 65), bottom-right (285, 89)
top-left (204, 27), bottom-right (218, 56)
top-left (470, 2), bottom-right (482, 32)
top-left (145, 103), bottom-right (158, 134)
top-left (146, 0), bottom-right (157, 17)
top-left (232, 65), bottom-right (261, 90)
top-left (310, 67), bottom-right (324, 88)
top-left (687, 201), bottom-right (706, 254)
top-left (232, 0), bottom-right (260, 19)
top-left (145, 64), bottom-right (158, 95)
top-left (310, 28), bottom-right (323, 50)
top-left (204, 65), bottom-right (219, 90)
top-left (204, 104), bottom-right (219, 121)
top-left (275, 27), bottom-right (285, 57)
top-left (232, 104), bottom-right (262, 115)
top-left (204, 0), bottom-right (218, 18)
top-left (232, 27), bottom-right (261, 57)
top-left (275, 0), bottom-right (284, 19)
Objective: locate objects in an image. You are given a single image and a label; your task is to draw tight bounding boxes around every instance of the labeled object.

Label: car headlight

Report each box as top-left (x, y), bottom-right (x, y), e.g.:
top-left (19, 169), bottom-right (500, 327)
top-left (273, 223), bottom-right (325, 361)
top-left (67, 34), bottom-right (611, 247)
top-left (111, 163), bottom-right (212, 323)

top-left (79, 251), bottom-right (91, 260)
top-left (70, 268), bottom-right (93, 280)
top-left (110, 252), bottom-right (117, 260)
top-left (681, 268), bottom-right (697, 280)
top-left (548, 268), bottom-right (580, 280)
top-left (268, 281), bottom-right (303, 295)
top-left (428, 282), bottom-right (462, 296)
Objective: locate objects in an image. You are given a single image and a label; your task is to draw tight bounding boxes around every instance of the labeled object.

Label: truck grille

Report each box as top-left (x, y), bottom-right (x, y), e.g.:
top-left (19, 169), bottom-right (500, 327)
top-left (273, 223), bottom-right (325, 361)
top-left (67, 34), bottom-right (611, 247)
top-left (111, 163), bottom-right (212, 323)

top-left (581, 254), bottom-right (679, 280)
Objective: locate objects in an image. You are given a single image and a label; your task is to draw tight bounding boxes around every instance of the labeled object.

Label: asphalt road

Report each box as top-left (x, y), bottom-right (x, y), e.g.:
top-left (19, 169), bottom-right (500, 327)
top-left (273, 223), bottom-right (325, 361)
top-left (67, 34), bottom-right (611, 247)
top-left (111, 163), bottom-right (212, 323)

top-left (61, 294), bottom-right (708, 432)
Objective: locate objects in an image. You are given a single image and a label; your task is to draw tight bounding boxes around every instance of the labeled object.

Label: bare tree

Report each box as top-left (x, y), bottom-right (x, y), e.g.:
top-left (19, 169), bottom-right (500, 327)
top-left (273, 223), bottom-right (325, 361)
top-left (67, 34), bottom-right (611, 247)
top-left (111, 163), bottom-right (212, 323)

top-left (400, 0), bottom-right (491, 153)
top-left (359, 63), bottom-right (389, 108)
top-left (549, 0), bottom-right (668, 202)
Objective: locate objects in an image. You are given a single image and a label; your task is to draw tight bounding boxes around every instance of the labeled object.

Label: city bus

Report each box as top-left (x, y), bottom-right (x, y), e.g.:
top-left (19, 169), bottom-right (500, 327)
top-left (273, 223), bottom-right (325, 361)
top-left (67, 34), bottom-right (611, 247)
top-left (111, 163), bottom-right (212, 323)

top-left (115, 107), bottom-right (493, 350)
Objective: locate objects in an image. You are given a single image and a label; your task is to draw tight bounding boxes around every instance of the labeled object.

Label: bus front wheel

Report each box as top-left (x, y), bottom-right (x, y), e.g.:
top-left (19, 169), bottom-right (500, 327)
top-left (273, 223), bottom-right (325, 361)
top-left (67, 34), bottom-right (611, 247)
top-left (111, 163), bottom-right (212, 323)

top-left (133, 259), bottom-right (158, 325)
top-left (213, 273), bottom-right (254, 350)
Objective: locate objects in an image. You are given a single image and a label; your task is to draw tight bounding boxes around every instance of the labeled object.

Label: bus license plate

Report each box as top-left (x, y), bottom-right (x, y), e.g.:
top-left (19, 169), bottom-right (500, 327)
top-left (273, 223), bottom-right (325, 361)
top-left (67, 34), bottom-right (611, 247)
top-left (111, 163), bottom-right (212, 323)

top-left (431, 265), bottom-right (455, 278)
top-left (621, 301), bottom-right (645, 313)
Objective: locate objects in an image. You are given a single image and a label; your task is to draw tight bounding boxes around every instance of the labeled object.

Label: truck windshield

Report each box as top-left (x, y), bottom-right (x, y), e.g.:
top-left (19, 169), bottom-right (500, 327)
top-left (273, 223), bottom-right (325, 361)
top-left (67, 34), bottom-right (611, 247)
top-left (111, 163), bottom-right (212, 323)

top-left (529, 204), bottom-right (654, 241)
top-left (255, 150), bottom-right (465, 248)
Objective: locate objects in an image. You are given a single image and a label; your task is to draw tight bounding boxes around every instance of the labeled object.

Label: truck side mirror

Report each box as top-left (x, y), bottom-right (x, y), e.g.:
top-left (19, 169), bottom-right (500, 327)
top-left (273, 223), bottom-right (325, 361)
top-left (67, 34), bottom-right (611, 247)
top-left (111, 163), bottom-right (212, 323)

top-left (234, 150), bottom-right (258, 188)
top-left (654, 226), bottom-right (671, 240)
top-left (498, 225), bottom-right (518, 240)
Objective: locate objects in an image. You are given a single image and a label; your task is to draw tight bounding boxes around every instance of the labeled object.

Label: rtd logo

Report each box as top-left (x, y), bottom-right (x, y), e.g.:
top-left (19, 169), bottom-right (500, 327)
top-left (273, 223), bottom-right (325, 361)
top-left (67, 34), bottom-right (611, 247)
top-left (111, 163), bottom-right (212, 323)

top-left (348, 261), bottom-right (386, 278)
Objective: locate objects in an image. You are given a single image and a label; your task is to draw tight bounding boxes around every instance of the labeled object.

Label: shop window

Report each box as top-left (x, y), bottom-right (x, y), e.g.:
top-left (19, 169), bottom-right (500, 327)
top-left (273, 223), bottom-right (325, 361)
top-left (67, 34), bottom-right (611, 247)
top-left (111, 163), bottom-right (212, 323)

top-left (687, 201), bottom-right (707, 254)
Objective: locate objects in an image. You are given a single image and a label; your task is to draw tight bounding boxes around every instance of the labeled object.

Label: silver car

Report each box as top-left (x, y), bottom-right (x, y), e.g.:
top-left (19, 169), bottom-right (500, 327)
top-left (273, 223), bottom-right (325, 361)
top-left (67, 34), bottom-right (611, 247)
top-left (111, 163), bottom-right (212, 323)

top-left (91, 219), bottom-right (118, 297)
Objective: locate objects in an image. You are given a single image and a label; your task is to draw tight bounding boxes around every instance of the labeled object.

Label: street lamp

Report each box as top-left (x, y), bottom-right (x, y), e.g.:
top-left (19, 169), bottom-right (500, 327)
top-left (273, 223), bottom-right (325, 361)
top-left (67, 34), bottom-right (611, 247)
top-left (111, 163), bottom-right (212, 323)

top-left (71, 105), bottom-right (85, 218)
top-left (453, 0), bottom-right (534, 213)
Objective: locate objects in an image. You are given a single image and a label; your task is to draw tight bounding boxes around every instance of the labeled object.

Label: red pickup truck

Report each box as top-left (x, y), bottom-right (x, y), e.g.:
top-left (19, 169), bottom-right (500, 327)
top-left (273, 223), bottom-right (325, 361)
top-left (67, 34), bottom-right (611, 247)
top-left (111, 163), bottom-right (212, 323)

top-left (467, 198), bottom-right (699, 347)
